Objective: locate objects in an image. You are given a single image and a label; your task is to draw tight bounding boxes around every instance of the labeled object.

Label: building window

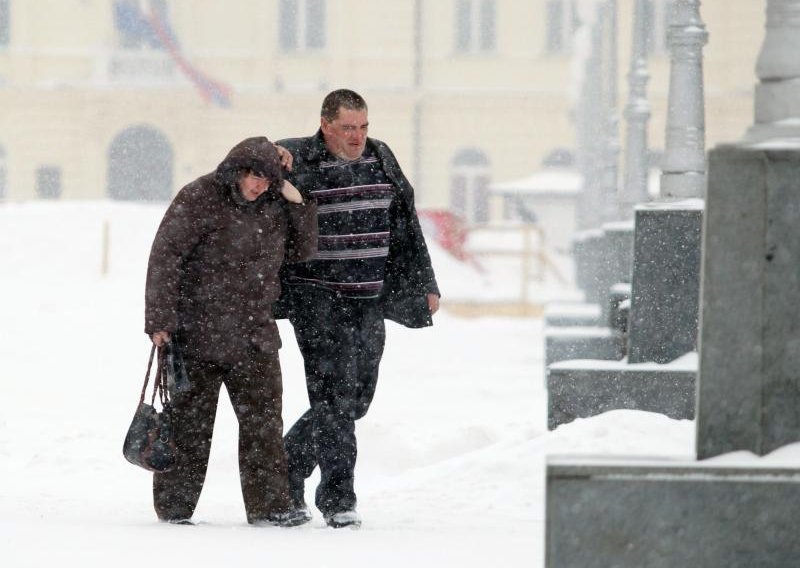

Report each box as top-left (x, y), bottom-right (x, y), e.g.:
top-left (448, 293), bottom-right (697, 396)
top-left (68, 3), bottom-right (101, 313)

top-left (113, 0), bottom-right (170, 50)
top-left (108, 124), bottom-right (173, 201)
top-left (0, 146), bottom-right (6, 200)
top-left (280, 0), bottom-right (326, 52)
top-left (36, 166), bottom-right (62, 200)
top-left (0, 0), bottom-right (9, 48)
top-left (645, 0), bottom-right (674, 56)
top-left (455, 0), bottom-right (495, 53)
top-left (545, 0), bottom-right (579, 54)
top-left (450, 148), bottom-right (490, 224)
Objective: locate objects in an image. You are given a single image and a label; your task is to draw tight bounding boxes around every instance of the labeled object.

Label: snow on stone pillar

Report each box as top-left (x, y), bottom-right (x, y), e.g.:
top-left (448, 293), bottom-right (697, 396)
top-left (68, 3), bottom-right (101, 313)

top-left (745, 0), bottom-right (800, 142)
top-left (660, 0), bottom-right (708, 199)
top-left (619, 0), bottom-right (651, 219)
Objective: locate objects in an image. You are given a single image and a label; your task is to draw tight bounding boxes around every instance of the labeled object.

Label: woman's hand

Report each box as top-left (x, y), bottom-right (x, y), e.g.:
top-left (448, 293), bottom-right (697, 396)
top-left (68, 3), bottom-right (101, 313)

top-left (151, 331), bottom-right (171, 346)
top-left (280, 180), bottom-right (304, 204)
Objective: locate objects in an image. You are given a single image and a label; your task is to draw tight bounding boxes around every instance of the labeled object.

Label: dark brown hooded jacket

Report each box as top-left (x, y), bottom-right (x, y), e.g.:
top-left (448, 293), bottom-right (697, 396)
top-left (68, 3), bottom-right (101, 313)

top-left (145, 137), bottom-right (317, 365)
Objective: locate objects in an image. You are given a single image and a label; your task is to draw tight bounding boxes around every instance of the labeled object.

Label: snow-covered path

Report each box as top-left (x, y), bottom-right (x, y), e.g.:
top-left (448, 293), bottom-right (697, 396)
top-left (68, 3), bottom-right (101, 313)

top-left (0, 202), bottom-right (695, 567)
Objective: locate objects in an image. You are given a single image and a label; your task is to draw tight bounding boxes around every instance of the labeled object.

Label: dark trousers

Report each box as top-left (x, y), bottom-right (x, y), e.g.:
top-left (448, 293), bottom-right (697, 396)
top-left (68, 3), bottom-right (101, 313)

top-left (153, 351), bottom-right (291, 523)
top-left (284, 287), bottom-right (385, 515)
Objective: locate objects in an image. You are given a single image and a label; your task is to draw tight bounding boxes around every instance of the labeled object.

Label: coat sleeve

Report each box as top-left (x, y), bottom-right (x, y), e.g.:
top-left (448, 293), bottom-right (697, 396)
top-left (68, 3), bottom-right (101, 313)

top-left (144, 186), bottom-right (208, 335)
top-left (382, 144), bottom-right (440, 297)
top-left (283, 198), bottom-right (318, 263)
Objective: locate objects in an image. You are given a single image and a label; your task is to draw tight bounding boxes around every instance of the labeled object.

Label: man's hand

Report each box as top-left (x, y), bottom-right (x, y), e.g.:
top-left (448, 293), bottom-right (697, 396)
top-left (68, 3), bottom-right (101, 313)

top-left (427, 293), bottom-right (440, 316)
top-left (151, 331), bottom-right (171, 347)
top-left (274, 144), bottom-right (293, 171)
top-left (280, 180), bottom-right (304, 204)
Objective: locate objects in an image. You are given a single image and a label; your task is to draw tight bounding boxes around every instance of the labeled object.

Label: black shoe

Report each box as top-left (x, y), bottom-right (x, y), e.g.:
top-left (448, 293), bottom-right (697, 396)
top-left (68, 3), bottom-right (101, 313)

top-left (251, 508), bottom-right (312, 528)
top-left (324, 510), bottom-right (361, 529)
top-left (161, 518), bottom-right (194, 526)
top-left (293, 502), bottom-right (313, 523)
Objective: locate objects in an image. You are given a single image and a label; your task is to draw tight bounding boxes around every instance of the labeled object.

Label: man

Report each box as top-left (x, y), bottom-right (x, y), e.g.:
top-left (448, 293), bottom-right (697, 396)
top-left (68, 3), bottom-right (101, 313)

top-left (275, 89), bottom-right (440, 529)
top-left (145, 136), bottom-right (317, 526)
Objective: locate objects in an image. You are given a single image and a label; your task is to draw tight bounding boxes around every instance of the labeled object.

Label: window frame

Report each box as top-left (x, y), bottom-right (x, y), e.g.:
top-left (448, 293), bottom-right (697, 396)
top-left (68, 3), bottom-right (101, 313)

top-left (544, 0), bottom-right (579, 55)
top-left (36, 165), bottom-right (63, 200)
top-left (454, 0), bottom-right (496, 55)
top-left (0, 0), bottom-right (10, 49)
top-left (279, 0), bottom-right (327, 53)
top-left (450, 149), bottom-right (491, 224)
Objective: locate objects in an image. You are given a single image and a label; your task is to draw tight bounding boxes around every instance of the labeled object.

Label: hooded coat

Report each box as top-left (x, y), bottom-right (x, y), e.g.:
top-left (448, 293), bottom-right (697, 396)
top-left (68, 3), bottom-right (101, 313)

top-left (145, 137), bottom-right (318, 365)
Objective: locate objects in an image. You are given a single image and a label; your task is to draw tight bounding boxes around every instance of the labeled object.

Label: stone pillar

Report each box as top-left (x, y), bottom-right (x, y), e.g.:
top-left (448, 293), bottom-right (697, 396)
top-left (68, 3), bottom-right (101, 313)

top-left (572, 229), bottom-right (605, 305)
top-left (619, 0), bottom-right (651, 219)
top-left (697, 146), bottom-right (800, 458)
top-left (597, 221), bottom-right (634, 322)
top-left (697, 0), bottom-right (800, 458)
top-left (660, 0), bottom-right (708, 199)
top-left (627, 202), bottom-right (703, 364)
top-left (626, 0), bottom-right (707, 364)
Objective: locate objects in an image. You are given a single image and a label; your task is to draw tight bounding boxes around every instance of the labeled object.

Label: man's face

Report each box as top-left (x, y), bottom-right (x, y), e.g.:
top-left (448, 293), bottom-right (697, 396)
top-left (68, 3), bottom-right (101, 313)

top-left (238, 171), bottom-right (270, 201)
top-left (321, 107), bottom-right (369, 161)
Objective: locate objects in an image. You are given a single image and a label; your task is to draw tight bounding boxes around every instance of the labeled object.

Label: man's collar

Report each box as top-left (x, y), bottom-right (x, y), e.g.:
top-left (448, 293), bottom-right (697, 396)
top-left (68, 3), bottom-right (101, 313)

top-left (306, 130), bottom-right (327, 161)
top-left (308, 129), bottom-right (376, 162)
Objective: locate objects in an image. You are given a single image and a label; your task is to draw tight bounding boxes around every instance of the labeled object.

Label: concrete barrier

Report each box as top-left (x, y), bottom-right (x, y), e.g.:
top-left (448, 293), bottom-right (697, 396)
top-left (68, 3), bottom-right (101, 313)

top-left (544, 327), bottom-right (625, 367)
top-left (546, 457), bottom-right (800, 568)
top-left (547, 355), bottom-right (696, 429)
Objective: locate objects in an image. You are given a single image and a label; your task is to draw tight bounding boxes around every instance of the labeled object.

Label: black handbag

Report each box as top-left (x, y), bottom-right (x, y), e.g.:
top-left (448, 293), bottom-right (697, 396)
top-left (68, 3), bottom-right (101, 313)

top-left (123, 345), bottom-right (178, 473)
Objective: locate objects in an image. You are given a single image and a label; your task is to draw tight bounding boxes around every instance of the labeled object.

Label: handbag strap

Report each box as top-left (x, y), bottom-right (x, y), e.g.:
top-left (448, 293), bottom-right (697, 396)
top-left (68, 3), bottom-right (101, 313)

top-left (139, 344), bottom-right (157, 405)
top-left (155, 347), bottom-right (170, 407)
top-left (139, 344), bottom-right (171, 407)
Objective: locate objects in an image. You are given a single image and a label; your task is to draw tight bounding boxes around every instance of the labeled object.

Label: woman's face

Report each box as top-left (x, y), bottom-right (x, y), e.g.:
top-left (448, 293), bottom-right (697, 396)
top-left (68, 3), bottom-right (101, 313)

top-left (238, 171), bottom-right (271, 201)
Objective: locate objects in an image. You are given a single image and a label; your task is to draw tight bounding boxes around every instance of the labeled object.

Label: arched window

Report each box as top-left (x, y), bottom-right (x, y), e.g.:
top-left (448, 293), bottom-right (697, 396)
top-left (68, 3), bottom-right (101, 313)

top-left (36, 165), bottom-right (62, 200)
top-left (450, 148), bottom-right (490, 224)
top-left (107, 125), bottom-right (173, 201)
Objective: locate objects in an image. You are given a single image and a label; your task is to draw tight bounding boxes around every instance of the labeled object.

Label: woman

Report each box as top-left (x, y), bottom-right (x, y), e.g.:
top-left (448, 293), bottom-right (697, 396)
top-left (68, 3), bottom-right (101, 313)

top-left (144, 136), bottom-right (317, 526)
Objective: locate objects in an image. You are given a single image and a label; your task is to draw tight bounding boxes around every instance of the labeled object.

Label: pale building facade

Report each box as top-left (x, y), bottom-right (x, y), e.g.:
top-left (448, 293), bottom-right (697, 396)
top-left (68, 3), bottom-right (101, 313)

top-left (0, 0), bottom-right (763, 221)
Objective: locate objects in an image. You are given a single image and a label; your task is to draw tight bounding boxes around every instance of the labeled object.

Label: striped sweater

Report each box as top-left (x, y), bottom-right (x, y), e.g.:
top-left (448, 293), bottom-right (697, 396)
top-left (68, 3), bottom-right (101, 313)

top-left (286, 148), bottom-right (395, 299)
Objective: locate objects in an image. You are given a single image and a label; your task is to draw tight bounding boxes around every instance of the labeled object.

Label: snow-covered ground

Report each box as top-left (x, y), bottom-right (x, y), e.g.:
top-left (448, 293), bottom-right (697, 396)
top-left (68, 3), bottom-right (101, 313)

top-left (5, 200), bottom-right (786, 567)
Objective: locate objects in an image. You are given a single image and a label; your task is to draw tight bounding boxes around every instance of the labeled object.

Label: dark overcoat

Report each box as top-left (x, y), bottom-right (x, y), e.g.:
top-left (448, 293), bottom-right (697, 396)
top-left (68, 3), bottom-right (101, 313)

top-left (274, 131), bottom-right (439, 328)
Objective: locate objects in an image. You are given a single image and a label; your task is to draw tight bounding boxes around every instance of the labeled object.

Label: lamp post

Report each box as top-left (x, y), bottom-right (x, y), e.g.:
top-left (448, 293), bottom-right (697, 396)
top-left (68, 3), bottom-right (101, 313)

top-left (746, 0), bottom-right (800, 142)
top-left (620, 0), bottom-right (651, 218)
top-left (600, 0), bottom-right (621, 221)
top-left (660, 0), bottom-right (708, 199)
